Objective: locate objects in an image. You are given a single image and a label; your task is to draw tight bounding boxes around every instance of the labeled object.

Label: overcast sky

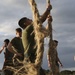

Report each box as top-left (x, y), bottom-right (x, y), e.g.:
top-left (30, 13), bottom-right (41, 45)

top-left (0, 0), bottom-right (75, 70)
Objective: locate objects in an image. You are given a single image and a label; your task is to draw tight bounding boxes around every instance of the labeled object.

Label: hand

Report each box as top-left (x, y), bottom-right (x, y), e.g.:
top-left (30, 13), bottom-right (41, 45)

top-left (0, 50), bottom-right (2, 53)
top-left (60, 64), bottom-right (63, 68)
top-left (16, 53), bottom-right (22, 57)
top-left (47, 15), bottom-right (53, 22)
top-left (48, 61), bottom-right (51, 67)
top-left (48, 63), bottom-right (51, 67)
top-left (47, 4), bottom-right (52, 12)
top-left (0, 50), bottom-right (3, 54)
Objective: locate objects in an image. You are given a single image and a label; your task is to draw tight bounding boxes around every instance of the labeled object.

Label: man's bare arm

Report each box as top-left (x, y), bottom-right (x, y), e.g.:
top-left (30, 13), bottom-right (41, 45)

top-left (40, 4), bottom-right (52, 23)
top-left (7, 42), bottom-right (22, 57)
top-left (0, 45), bottom-right (5, 53)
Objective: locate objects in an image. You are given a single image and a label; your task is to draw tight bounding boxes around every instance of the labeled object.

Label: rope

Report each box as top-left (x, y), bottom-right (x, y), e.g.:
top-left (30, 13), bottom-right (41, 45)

top-left (28, 0), bottom-right (45, 75)
top-left (28, 0), bottom-right (44, 67)
top-left (47, 0), bottom-right (59, 75)
top-left (47, 1), bottom-right (54, 74)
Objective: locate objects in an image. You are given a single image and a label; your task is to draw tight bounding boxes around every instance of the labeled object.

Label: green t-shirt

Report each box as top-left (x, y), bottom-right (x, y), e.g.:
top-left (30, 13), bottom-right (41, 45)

top-left (11, 37), bottom-right (24, 60)
top-left (22, 24), bottom-right (37, 62)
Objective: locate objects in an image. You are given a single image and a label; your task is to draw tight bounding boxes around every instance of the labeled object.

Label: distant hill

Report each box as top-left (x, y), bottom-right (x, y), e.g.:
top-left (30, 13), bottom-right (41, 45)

top-left (60, 70), bottom-right (75, 75)
top-left (45, 69), bottom-right (75, 75)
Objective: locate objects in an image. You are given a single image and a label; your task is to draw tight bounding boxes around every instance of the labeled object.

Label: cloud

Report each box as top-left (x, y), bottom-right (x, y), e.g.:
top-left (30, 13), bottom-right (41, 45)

top-left (52, 0), bottom-right (75, 24)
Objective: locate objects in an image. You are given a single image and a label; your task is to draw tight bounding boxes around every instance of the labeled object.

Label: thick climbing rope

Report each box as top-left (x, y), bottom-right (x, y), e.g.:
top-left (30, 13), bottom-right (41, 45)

top-left (28, 0), bottom-right (45, 75)
top-left (47, 0), bottom-right (59, 75)
top-left (28, 0), bottom-right (44, 67)
top-left (47, 0), bottom-right (54, 74)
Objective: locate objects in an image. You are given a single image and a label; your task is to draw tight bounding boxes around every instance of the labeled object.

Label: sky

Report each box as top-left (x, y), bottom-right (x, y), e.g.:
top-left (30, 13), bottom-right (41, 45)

top-left (0, 0), bottom-right (75, 70)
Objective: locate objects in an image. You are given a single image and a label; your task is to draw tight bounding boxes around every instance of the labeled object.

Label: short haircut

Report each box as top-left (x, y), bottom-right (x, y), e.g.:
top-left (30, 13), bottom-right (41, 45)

top-left (4, 39), bottom-right (10, 45)
top-left (18, 17), bottom-right (27, 29)
top-left (53, 40), bottom-right (58, 44)
top-left (16, 28), bottom-right (22, 33)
